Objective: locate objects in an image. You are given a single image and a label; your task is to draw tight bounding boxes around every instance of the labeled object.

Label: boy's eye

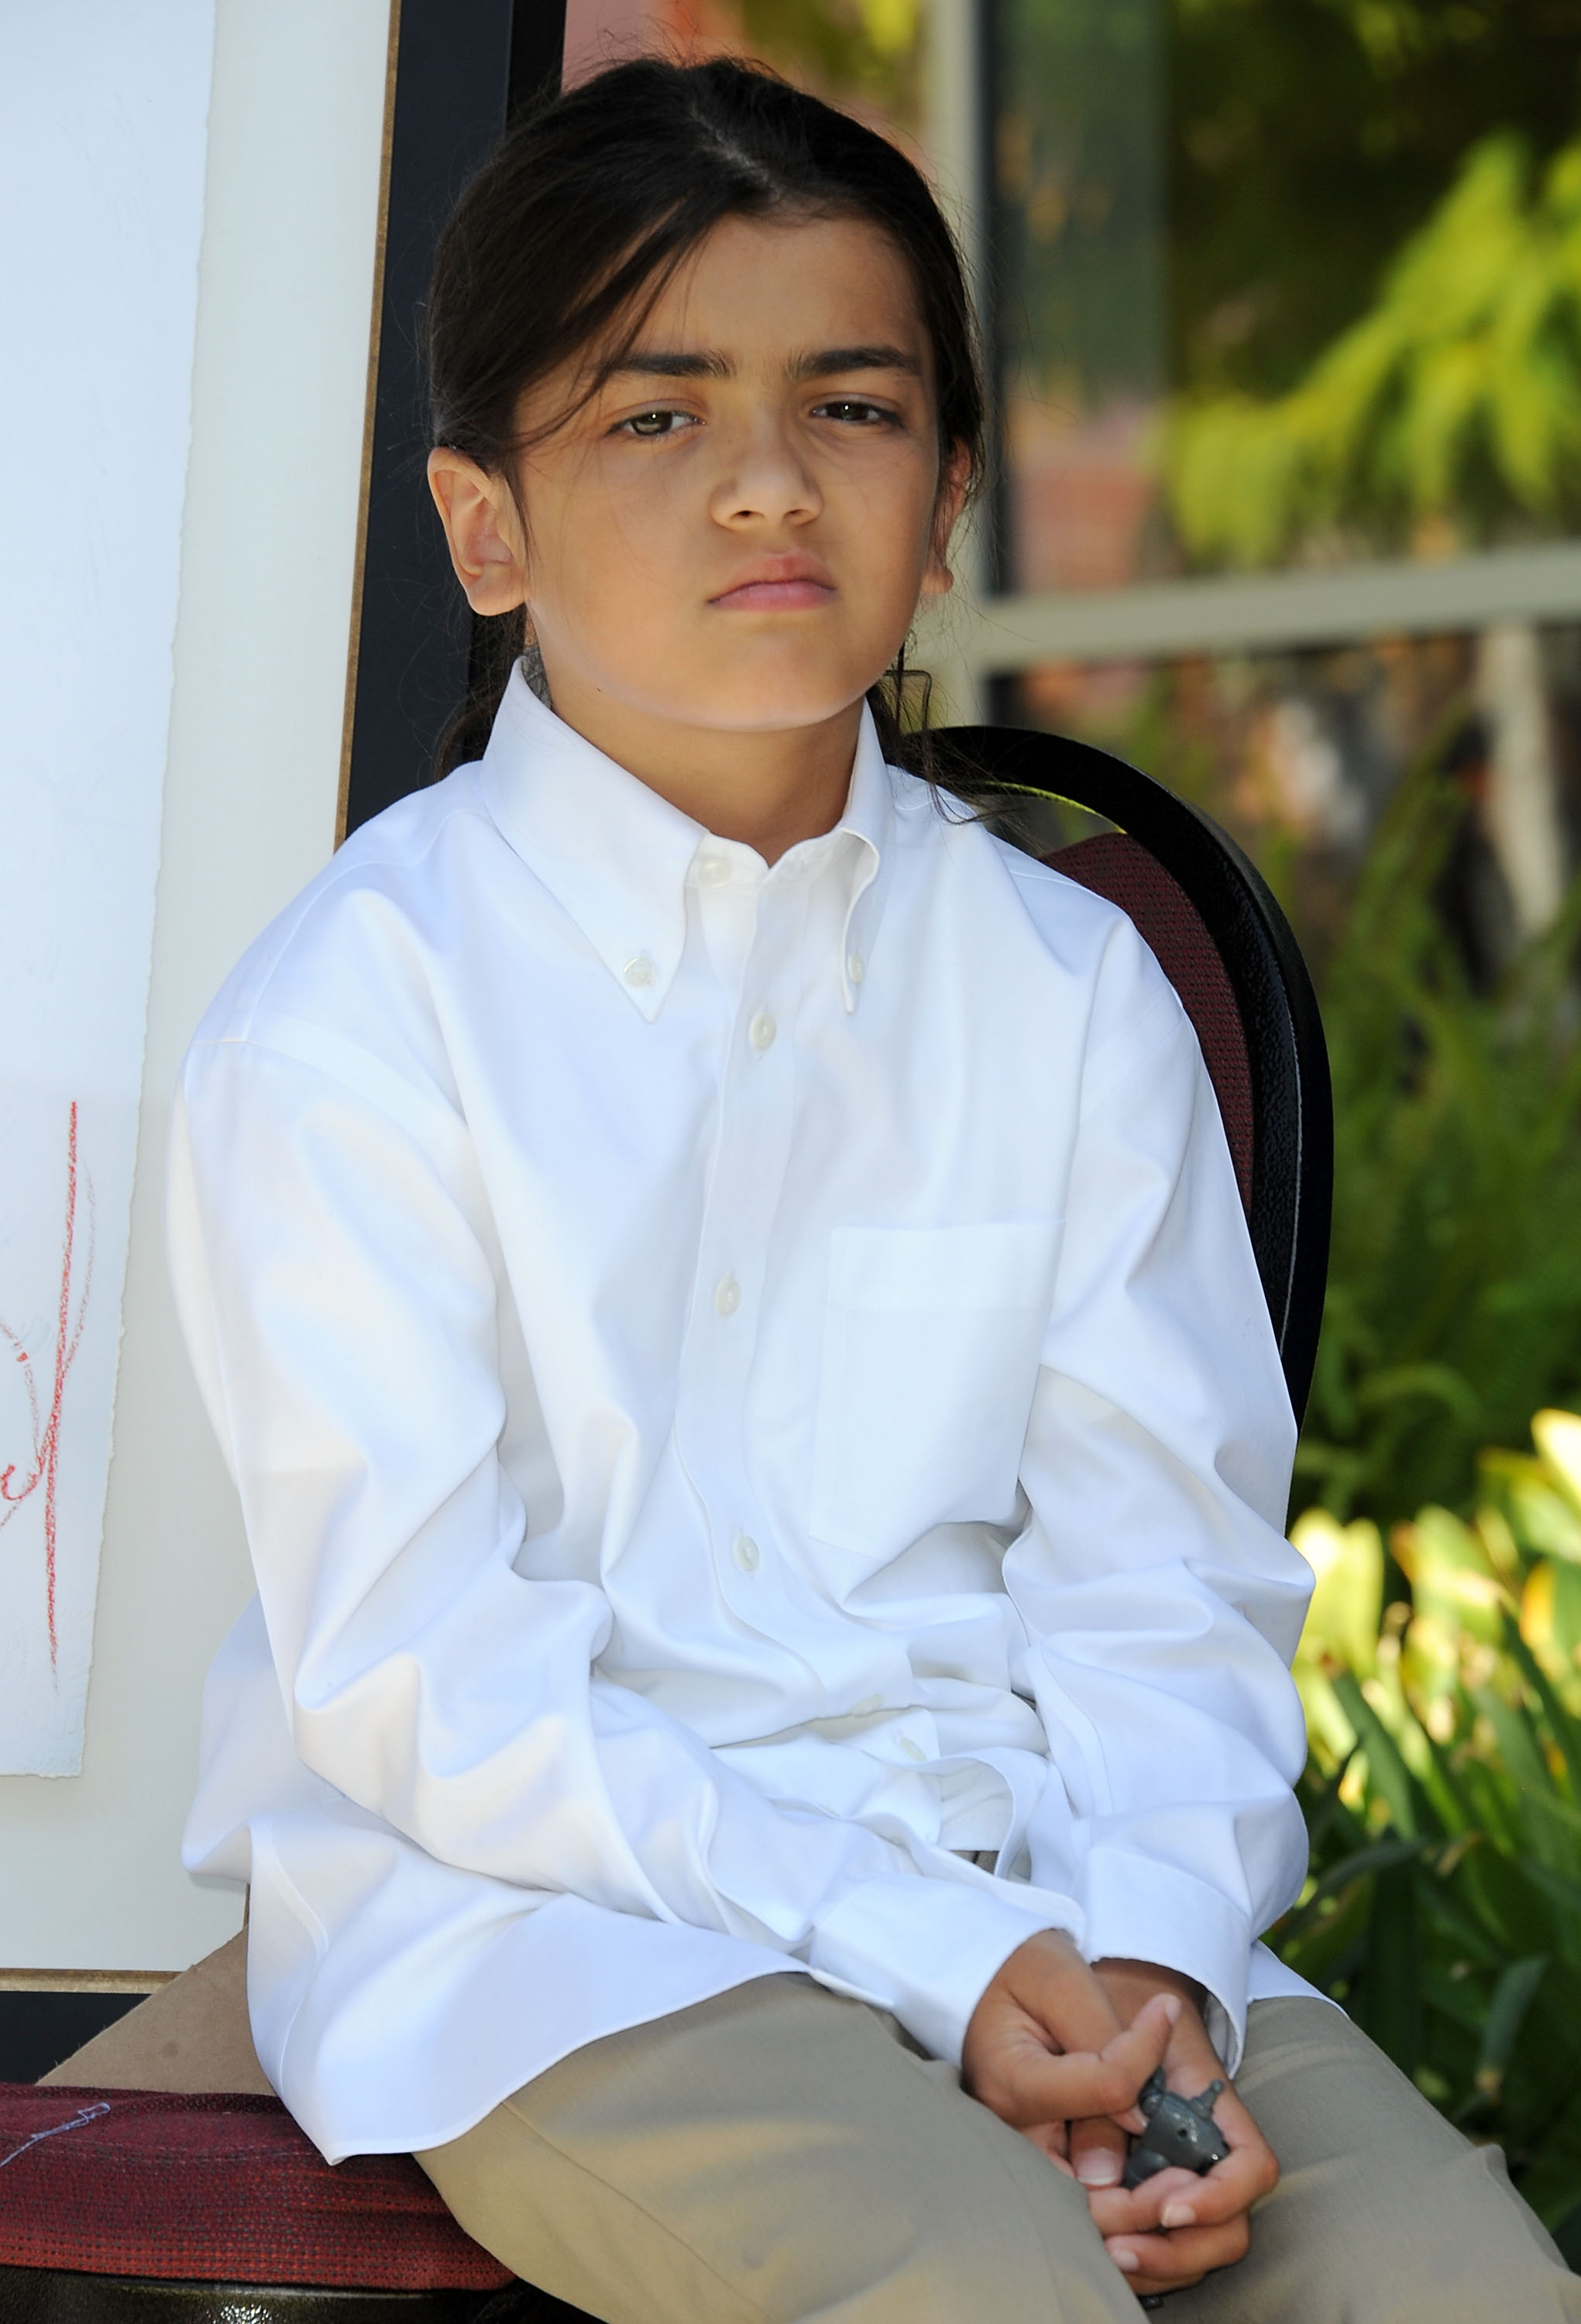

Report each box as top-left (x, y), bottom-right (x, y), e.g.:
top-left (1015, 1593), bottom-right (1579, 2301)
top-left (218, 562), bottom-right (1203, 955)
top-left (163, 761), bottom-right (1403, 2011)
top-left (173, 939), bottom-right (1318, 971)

top-left (620, 407), bottom-right (693, 438)
top-left (813, 398), bottom-right (898, 427)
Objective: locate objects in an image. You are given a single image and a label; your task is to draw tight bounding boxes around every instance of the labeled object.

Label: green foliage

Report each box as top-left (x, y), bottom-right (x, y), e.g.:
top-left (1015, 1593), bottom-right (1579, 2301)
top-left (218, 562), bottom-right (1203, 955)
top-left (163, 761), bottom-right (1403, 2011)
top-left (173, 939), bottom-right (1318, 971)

top-left (1169, 132), bottom-right (1581, 564)
top-left (1280, 1429), bottom-right (1581, 2247)
top-left (1294, 738), bottom-right (1581, 1525)
top-left (1167, 0), bottom-right (1581, 404)
top-left (737, 0), bottom-right (922, 122)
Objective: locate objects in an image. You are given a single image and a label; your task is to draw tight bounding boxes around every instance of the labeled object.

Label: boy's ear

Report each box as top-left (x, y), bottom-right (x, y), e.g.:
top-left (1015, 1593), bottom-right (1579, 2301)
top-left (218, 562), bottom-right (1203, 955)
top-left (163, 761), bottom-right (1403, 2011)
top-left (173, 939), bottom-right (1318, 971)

top-left (427, 449), bottom-right (528, 615)
top-left (919, 439), bottom-right (973, 600)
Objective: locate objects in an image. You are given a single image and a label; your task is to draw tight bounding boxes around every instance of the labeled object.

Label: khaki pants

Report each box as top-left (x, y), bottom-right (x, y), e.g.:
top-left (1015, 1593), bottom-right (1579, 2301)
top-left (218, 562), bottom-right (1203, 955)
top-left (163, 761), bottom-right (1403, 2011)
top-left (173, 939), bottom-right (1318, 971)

top-left (417, 1976), bottom-right (1579, 2324)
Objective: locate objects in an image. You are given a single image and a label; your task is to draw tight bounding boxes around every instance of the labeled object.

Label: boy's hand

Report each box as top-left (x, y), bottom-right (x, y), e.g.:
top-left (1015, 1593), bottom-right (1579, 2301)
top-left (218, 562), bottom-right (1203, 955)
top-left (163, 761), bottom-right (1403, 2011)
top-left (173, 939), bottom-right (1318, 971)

top-left (961, 1931), bottom-right (1178, 2163)
top-left (1071, 1958), bottom-right (1280, 2299)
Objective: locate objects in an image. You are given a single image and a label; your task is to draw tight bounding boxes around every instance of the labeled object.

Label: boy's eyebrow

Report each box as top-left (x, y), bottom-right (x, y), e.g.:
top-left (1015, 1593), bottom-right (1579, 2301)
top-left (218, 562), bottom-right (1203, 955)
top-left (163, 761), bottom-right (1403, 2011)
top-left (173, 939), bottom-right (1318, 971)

top-left (598, 344), bottom-right (925, 386)
top-left (600, 350), bottom-right (733, 383)
top-left (793, 344), bottom-right (924, 380)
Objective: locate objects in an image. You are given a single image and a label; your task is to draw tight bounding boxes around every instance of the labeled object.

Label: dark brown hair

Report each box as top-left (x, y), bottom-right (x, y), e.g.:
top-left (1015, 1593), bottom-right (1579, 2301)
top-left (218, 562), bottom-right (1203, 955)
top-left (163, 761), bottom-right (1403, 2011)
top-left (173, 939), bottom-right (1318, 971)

top-left (424, 53), bottom-right (985, 778)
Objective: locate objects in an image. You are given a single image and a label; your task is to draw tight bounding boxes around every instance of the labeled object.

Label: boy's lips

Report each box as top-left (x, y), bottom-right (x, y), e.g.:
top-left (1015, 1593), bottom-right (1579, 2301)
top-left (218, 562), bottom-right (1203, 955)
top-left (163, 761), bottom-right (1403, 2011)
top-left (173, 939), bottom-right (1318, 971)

top-left (710, 556), bottom-right (836, 612)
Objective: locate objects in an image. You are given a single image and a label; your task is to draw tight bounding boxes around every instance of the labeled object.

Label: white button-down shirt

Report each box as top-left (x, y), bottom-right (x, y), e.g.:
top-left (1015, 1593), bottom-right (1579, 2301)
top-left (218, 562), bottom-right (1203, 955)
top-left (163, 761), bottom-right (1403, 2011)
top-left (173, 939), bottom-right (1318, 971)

top-left (170, 673), bottom-right (1317, 2164)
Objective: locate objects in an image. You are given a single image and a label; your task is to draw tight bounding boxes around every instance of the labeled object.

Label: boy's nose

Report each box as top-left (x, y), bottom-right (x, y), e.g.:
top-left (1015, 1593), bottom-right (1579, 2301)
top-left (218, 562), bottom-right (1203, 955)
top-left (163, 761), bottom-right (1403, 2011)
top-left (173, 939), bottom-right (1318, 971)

top-left (710, 422), bottom-right (823, 528)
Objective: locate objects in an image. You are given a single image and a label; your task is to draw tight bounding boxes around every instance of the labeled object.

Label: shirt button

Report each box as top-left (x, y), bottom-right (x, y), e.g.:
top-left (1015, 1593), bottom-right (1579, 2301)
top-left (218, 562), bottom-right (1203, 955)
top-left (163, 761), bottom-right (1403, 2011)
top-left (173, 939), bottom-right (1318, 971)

top-left (732, 1534), bottom-right (761, 1572)
top-left (847, 951), bottom-right (865, 985)
top-left (854, 1695), bottom-right (883, 1717)
top-left (899, 1737), bottom-right (926, 1763)
top-left (623, 954), bottom-right (655, 988)
top-left (713, 1273), bottom-right (741, 1318)
top-left (697, 854), bottom-right (730, 886)
top-left (749, 1009), bottom-right (776, 1052)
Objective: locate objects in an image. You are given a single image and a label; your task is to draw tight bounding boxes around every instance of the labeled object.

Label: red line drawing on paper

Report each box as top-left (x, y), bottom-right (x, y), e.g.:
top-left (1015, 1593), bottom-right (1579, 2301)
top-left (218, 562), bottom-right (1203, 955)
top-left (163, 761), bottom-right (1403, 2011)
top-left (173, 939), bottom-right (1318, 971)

top-left (0, 1103), bottom-right (95, 1673)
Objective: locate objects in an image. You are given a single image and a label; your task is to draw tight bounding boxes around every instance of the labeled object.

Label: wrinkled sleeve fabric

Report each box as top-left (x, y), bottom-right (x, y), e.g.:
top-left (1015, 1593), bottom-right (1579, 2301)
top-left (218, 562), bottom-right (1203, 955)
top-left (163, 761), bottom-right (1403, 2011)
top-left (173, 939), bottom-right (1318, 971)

top-left (1003, 913), bottom-right (1315, 2074)
top-left (168, 1024), bottom-right (1067, 2072)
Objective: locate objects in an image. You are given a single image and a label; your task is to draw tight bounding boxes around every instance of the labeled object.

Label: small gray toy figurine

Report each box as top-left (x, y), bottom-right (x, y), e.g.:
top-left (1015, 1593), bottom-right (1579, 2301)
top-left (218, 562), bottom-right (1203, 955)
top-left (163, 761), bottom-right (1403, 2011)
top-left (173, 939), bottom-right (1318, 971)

top-left (1121, 2068), bottom-right (1230, 2188)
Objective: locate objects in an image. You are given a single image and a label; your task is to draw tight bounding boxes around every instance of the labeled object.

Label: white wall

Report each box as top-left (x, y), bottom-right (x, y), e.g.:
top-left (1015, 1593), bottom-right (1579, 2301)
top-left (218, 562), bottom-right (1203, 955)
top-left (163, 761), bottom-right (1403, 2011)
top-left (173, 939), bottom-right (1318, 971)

top-left (0, 0), bottom-right (392, 1969)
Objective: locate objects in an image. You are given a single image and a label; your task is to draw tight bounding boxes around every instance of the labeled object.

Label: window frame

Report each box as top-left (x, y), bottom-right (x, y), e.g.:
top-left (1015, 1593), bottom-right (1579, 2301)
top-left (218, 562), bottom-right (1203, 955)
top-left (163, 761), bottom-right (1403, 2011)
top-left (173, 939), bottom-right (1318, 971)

top-left (923, 0), bottom-right (1581, 720)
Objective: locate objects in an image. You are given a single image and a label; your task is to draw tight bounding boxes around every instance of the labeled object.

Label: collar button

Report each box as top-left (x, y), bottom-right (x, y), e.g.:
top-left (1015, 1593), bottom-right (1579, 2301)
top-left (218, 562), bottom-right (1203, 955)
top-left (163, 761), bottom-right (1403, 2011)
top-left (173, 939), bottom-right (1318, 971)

top-left (623, 954), bottom-right (655, 989)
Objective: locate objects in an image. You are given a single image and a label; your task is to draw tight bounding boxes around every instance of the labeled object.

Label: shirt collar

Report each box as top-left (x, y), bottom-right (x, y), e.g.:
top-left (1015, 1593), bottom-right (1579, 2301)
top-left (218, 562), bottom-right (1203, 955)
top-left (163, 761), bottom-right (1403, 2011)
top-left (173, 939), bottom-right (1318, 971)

top-left (477, 666), bottom-right (897, 1019)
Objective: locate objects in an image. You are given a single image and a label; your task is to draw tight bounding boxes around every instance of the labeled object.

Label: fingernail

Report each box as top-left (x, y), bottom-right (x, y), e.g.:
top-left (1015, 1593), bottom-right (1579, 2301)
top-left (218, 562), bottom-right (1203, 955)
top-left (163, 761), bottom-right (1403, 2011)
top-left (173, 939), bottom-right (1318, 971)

top-left (1163, 1996), bottom-right (1181, 2024)
top-left (1111, 2248), bottom-right (1140, 2272)
top-left (1076, 2150), bottom-right (1123, 2187)
top-left (1161, 2202), bottom-right (1195, 2229)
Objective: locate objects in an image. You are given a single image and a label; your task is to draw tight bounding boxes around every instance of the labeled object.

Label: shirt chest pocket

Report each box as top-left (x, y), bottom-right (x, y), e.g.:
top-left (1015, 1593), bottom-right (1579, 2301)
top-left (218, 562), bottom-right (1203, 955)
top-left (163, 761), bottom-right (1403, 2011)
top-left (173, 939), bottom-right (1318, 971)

top-left (808, 1221), bottom-right (1062, 1566)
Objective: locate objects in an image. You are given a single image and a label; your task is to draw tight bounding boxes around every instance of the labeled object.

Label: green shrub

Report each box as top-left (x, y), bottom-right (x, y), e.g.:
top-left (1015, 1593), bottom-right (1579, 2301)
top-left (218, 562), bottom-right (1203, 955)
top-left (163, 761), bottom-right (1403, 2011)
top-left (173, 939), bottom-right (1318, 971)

top-left (1294, 746), bottom-right (1581, 1526)
top-left (1167, 133), bottom-right (1581, 569)
top-left (1281, 1411), bottom-right (1581, 2250)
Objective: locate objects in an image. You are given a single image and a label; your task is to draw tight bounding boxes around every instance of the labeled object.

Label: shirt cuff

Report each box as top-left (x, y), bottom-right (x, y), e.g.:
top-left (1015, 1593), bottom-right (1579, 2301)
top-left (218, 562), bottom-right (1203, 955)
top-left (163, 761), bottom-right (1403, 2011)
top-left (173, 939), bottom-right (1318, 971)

top-left (808, 1872), bottom-right (1081, 2068)
top-left (1079, 1847), bottom-right (1253, 2074)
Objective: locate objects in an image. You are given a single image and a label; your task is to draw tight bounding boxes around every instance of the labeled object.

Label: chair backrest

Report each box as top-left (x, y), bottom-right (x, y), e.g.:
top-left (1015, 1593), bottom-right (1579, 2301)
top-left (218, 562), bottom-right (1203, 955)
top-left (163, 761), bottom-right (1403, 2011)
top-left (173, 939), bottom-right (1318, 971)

top-left (936, 726), bottom-right (1332, 1428)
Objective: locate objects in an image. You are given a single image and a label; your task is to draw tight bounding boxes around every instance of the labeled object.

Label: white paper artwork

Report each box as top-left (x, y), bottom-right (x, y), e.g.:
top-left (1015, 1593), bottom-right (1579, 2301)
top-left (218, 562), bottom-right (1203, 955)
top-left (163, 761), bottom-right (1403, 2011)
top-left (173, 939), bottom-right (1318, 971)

top-left (0, 2), bottom-right (216, 1772)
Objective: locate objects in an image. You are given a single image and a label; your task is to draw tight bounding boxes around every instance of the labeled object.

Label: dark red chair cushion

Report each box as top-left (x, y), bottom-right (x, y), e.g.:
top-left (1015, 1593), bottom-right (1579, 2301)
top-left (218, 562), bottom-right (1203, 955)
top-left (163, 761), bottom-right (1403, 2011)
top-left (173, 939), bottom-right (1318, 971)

top-left (1048, 834), bottom-right (1255, 1217)
top-left (0, 2086), bottom-right (513, 2291)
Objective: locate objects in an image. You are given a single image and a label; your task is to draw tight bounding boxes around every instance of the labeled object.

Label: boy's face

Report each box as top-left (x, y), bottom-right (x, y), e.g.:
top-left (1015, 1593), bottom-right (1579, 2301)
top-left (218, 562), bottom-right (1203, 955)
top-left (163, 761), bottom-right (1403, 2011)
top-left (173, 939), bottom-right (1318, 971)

top-left (430, 210), bottom-right (967, 760)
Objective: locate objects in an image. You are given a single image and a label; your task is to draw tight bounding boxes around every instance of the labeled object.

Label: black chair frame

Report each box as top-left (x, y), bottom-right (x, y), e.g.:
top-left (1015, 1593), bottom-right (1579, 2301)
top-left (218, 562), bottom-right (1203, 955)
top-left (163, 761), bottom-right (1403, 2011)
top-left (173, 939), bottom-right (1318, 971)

top-left (0, 2269), bottom-right (562, 2323)
top-left (0, 2272), bottom-right (532, 2323)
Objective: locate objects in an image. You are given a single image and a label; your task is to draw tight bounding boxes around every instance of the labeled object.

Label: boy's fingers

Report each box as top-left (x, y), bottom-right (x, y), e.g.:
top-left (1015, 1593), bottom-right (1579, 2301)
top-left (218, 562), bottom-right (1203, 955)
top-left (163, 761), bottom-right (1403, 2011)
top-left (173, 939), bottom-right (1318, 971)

top-left (1069, 2111), bottom-right (1128, 2190)
top-left (1086, 2124), bottom-right (1277, 2240)
top-left (993, 1997), bottom-right (1176, 2130)
top-left (999, 1943), bottom-right (1174, 2064)
top-left (1024, 2120), bottom-right (1077, 2171)
top-left (1084, 2165), bottom-right (1198, 2236)
top-left (1105, 2211), bottom-right (1252, 2296)
top-left (1105, 1992), bottom-right (1177, 2126)
top-left (1214, 2086), bottom-right (1282, 2188)
top-left (991, 2048), bottom-right (1130, 2130)
top-left (995, 1942), bottom-right (1126, 2062)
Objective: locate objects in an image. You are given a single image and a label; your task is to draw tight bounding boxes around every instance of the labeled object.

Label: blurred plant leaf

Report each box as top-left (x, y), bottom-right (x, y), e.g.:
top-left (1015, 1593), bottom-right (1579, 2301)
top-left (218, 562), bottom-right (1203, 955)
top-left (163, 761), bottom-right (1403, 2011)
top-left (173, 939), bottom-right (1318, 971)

top-left (1291, 1508), bottom-right (1383, 1676)
top-left (1167, 132), bottom-right (1581, 563)
top-left (1281, 1429), bottom-right (1581, 2231)
top-left (1469, 1953), bottom-right (1548, 2109)
top-left (1333, 1669), bottom-right (1425, 1834)
top-left (1291, 740), bottom-right (1581, 1529)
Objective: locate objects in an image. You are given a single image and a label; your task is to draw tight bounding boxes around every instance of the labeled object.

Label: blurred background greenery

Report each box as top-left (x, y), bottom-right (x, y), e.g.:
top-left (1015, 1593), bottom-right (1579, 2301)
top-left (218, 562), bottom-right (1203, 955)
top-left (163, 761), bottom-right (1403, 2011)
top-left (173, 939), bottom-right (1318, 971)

top-left (985, 3), bottom-right (1581, 1539)
top-left (605, 0), bottom-right (1581, 2240)
top-left (1284, 1415), bottom-right (1581, 2254)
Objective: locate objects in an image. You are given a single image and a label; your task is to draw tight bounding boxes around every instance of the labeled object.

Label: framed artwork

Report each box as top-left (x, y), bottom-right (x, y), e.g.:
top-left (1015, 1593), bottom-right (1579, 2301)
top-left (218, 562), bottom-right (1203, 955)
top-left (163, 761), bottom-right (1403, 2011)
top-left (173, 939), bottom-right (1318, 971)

top-left (0, 0), bottom-right (217, 1775)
